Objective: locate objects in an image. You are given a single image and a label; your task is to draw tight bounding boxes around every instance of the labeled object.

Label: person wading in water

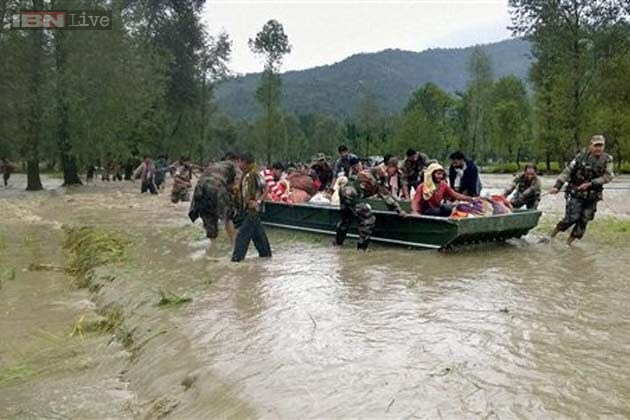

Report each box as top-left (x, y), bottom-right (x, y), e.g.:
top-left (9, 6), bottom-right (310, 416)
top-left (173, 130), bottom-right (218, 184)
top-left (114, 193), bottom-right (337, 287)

top-left (231, 153), bottom-right (272, 262)
top-left (549, 135), bottom-right (614, 246)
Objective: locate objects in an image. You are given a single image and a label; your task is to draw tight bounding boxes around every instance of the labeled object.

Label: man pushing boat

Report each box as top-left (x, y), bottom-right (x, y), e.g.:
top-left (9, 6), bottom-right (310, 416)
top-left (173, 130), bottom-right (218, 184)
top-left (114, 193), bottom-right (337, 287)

top-left (549, 135), bottom-right (614, 246)
top-left (334, 156), bottom-right (407, 250)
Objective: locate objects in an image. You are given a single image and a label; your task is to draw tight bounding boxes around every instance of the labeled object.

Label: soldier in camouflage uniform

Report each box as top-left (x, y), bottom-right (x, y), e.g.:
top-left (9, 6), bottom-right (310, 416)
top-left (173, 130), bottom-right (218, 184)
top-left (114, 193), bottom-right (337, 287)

top-left (503, 163), bottom-right (542, 209)
top-left (188, 159), bottom-right (238, 242)
top-left (401, 148), bottom-right (429, 191)
top-left (335, 162), bottom-right (407, 250)
top-left (170, 159), bottom-right (202, 203)
top-left (550, 135), bottom-right (614, 245)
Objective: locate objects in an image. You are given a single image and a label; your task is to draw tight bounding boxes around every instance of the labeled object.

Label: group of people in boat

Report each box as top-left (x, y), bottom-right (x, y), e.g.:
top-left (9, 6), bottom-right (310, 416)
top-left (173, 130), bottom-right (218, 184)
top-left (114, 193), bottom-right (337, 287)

top-left (245, 135), bottom-right (612, 251)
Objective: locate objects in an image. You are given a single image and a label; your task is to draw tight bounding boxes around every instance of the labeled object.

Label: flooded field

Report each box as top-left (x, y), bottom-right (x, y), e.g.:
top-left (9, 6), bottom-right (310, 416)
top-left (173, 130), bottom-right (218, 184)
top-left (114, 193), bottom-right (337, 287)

top-left (1, 174), bottom-right (630, 419)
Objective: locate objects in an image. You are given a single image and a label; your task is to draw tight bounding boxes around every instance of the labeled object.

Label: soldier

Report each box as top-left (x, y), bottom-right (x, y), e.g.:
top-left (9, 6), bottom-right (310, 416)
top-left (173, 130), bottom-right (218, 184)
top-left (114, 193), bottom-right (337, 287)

top-left (550, 135), bottom-right (614, 245)
top-left (335, 163), bottom-right (407, 250)
top-left (401, 148), bottom-right (429, 191)
top-left (502, 163), bottom-right (542, 209)
top-left (189, 158), bottom-right (239, 246)
top-left (170, 157), bottom-right (203, 203)
top-left (231, 153), bottom-right (272, 262)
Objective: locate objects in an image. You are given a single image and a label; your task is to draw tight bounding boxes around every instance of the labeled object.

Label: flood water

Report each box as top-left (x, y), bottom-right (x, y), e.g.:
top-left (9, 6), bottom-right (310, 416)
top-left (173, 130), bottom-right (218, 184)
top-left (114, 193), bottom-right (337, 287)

top-left (1, 174), bottom-right (630, 419)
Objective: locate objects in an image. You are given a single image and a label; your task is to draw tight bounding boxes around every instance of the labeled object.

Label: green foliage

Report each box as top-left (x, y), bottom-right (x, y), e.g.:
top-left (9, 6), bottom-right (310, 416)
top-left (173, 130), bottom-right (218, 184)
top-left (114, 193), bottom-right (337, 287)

top-left (248, 19), bottom-right (292, 72)
top-left (488, 76), bottom-right (532, 163)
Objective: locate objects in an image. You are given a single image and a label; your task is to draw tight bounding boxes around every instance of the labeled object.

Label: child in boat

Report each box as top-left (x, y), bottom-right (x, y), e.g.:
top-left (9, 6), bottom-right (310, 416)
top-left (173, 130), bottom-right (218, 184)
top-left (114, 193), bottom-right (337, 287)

top-left (412, 163), bottom-right (472, 217)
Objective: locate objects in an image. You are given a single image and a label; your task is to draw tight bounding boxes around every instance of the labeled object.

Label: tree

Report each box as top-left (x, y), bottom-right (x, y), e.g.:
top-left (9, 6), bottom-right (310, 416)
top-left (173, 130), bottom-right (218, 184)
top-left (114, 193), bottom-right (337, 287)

top-left (125, 0), bottom-right (231, 158)
top-left (403, 82), bottom-right (456, 159)
top-left (488, 76), bottom-right (532, 165)
top-left (464, 47), bottom-right (494, 160)
top-left (249, 20), bottom-right (292, 164)
top-left (355, 92), bottom-right (381, 157)
top-left (509, 0), bottom-right (624, 158)
top-left (16, 0), bottom-right (51, 191)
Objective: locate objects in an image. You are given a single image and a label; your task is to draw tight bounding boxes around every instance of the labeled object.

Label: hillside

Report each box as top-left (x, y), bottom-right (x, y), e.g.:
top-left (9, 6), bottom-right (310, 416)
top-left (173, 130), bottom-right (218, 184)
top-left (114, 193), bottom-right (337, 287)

top-left (215, 38), bottom-right (532, 120)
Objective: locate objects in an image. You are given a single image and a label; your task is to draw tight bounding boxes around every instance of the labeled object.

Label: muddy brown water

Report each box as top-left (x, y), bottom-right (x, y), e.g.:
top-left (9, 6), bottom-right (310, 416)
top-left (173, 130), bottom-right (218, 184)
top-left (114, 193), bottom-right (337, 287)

top-left (1, 174), bottom-right (630, 419)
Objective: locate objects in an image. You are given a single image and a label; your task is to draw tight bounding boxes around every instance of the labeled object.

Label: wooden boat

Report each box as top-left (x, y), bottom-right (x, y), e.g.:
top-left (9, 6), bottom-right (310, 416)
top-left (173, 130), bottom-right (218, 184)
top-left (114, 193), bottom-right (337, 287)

top-left (260, 200), bottom-right (542, 249)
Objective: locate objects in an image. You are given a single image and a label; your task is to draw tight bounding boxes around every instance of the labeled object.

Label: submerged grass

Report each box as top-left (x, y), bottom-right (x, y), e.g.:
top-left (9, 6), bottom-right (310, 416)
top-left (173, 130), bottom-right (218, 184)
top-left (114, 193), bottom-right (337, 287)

top-left (156, 288), bottom-right (192, 308)
top-left (63, 226), bottom-right (130, 288)
top-left (0, 362), bottom-right (35, 387)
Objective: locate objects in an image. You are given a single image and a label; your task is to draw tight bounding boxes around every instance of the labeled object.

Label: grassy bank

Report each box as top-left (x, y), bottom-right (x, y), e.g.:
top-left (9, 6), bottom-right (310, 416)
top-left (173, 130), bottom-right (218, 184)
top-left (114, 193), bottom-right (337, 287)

top-left (534, 215), bottom-right (630, 242)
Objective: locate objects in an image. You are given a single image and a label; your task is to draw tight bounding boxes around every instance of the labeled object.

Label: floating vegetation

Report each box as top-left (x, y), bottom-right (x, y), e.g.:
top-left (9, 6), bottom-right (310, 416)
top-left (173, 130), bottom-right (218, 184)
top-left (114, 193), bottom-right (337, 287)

top-left (1, 267), bottom-right (16, 281)
top-left (70, 315), bottom-right (87, 339)
top-left (156, 288), bottom-right (192, 307)
top-left (129, 330), bottom-right (167, 360)
top-left (181, 374), bottom-right (197, 391)
top-left (147, 396), bottom-right (180, 419)
top-left (28, 263), bottom-right (67, 273)
top-left (63, 226), bottom-right (130, 288)
top-left (21, 234), bottom-right (36, 247)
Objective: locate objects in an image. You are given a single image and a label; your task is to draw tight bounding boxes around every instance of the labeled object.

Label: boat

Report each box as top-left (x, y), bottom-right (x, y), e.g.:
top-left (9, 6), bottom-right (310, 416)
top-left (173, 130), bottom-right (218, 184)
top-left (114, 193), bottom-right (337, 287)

top-left (260, 200), bottom-right (542, 249)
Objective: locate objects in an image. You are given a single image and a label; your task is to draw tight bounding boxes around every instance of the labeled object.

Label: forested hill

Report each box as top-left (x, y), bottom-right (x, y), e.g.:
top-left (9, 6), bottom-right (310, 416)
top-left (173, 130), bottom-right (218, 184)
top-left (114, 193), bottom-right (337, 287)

top-left (215, 38), bottom-right (532, 120)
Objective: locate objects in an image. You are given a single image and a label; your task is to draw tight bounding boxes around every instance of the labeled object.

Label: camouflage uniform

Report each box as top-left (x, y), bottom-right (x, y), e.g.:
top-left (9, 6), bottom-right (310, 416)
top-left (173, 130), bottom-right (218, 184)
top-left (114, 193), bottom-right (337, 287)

top-left (335, 168), bottom-right (403, 250)
top-left (504, 173), bottom-right (542, 209)
top-left (188, 161), bottom-right (238, 239)
top-left (171, 167), bottom-right (193, 203)
top-left (401, 153), bottom-right (428, 190)
top-left (553, 151), bottom-right (614, 239)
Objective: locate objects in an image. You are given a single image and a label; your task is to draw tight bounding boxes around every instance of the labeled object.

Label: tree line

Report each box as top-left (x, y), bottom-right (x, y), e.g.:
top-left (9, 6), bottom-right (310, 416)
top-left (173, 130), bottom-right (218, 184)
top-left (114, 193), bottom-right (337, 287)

top-left (2, 1), bottom-right (630, 191)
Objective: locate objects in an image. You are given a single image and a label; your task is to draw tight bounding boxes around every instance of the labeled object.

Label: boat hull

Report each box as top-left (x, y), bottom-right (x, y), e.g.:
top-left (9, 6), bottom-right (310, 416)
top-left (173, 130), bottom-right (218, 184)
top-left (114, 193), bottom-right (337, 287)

top-left (261, 201), bottom-right (542, 249)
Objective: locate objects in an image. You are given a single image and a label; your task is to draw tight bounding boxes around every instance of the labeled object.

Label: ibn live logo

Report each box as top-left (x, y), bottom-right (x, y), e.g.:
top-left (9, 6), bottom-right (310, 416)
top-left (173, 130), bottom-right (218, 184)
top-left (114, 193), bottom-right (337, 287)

top-left (11, 10), bottom-right (112, 30)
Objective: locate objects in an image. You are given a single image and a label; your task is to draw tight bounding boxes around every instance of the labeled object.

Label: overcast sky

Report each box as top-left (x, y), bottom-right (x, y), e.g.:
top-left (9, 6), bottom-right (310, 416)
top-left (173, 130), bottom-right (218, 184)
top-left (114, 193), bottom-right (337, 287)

top-left (203, 0), bottom-right (513, 75)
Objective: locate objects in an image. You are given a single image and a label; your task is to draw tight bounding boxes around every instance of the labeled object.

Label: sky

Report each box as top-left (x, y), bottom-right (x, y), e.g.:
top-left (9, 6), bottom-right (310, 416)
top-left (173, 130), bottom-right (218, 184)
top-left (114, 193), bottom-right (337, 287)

top-left (203, 0), bottom-right (513, 75)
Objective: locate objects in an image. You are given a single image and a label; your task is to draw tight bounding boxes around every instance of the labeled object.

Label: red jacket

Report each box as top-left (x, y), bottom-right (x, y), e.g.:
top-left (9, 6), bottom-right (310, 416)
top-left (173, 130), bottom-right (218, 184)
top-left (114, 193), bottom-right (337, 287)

top-left (412, 181), bottom-right (458, 214)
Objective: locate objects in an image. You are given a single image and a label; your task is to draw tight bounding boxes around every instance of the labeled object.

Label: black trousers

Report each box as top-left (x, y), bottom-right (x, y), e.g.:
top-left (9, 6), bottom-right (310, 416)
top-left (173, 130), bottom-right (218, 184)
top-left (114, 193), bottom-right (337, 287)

top-left (556, 196), bottom-right (597, 239)
top-left (422, 203), bottom-right (454, 217)
top-left (141, 180), bottom-right (158, 195)
top-left (511, 195), bottom-right (539, 210)
top-left (231, 213), bottom-right (272, 262)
